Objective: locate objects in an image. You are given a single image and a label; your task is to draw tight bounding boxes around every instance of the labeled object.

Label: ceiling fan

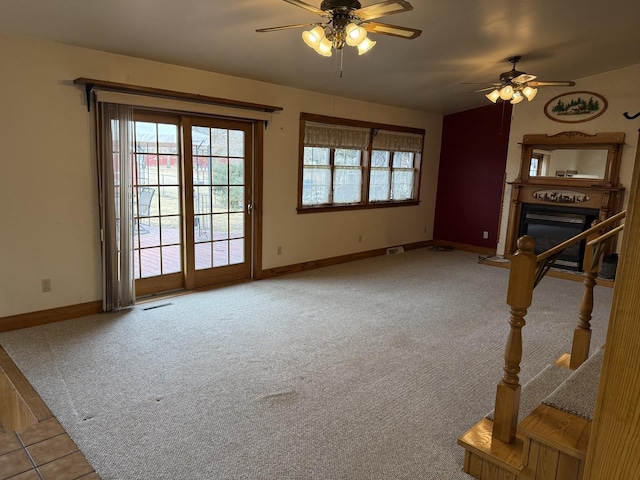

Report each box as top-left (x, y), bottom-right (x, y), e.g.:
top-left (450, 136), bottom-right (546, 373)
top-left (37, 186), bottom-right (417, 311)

top-left (256, 0), bottom-right (421, 56)
top-left (467, 56), bottom-right (576, 104)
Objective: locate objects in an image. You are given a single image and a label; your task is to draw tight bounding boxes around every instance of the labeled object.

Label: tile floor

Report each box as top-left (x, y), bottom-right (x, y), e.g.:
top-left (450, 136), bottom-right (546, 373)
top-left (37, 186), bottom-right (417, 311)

top-left (0, 418), bottom-right (99, 480)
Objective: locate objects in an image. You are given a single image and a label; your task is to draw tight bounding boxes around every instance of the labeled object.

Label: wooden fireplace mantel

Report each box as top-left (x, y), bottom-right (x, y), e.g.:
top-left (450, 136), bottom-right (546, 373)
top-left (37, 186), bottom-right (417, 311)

top-left (504, 131), bottom-right (625, 256)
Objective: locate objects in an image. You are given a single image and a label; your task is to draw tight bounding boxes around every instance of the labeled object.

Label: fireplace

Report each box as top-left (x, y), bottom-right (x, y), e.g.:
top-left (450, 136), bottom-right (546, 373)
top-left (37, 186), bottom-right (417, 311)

top-left (519, 204), bottom-right (599, 271)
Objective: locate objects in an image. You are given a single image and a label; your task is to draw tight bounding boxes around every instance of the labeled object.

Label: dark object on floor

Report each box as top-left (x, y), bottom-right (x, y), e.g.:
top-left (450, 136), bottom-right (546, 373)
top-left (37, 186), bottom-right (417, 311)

top-left (429, 245), bottom-right (454, 252)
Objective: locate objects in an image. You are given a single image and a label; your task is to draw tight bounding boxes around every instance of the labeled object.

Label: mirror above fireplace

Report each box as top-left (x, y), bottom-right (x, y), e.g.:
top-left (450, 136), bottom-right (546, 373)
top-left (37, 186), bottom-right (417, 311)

top-left (517, 131), bottom-right (624, 188)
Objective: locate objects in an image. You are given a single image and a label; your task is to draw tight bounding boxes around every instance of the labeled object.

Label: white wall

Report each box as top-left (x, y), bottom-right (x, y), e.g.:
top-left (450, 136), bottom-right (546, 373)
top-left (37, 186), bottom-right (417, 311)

top-left (0, 33), bottom-right (442, 317)
top-left (497, 63), bottom-right (640, 255)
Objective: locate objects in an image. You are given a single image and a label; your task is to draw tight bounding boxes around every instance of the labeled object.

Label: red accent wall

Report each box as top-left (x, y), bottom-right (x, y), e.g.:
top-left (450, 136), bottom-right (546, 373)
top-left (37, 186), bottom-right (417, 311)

top-left (433, 103), bottom-right (512, 250)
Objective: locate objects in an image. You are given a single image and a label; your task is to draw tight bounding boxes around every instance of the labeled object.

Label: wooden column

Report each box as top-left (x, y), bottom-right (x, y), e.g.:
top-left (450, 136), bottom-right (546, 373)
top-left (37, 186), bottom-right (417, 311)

top-left (493, 235), bottom-right (537, 443)
top-left (584, 131), bottom-right (640, 478)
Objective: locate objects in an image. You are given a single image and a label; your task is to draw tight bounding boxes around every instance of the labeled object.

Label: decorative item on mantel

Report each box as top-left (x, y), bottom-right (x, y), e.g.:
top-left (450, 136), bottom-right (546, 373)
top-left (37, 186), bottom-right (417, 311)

top-left (532, 190), bottom-right (590, 204)
top-left (544, 91), bottom-right (607, 123)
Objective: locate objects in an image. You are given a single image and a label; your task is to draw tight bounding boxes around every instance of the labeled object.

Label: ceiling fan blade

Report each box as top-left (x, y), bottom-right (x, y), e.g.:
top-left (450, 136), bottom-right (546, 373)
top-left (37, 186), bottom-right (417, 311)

top-left (459, 82), bottom-right (501, 86)
top-left (473, 86), bottom-right (500, 93)
top-left (362, 21), bottom-right (421, 39)
top-left (256, 23), bottom-right (319, 33)
top-left (281, 0), bottom-right (326, 16)
top-left (354, 0), bottom-right (413, 21)
top-left (529, 80), bottom-right (576, 87)
top-left (513, 73), bottom-right (537, 83)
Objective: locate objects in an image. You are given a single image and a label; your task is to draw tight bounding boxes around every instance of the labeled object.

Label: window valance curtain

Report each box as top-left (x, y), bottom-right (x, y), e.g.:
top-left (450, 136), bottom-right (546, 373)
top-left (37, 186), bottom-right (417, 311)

top-left (304, 122), bottom-right (370, 149)
top-left (373, 130), bottom-right (424, 153)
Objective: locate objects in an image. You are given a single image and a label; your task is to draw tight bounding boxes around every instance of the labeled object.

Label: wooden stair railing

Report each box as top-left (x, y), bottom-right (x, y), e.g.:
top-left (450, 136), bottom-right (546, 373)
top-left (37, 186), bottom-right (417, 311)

top-left (492, 210), bottom-right (626, 444)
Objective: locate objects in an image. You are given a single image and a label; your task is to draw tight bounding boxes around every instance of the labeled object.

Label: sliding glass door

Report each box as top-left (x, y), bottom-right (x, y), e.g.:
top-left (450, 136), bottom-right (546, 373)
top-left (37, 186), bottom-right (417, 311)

top-left (130, 112), bottom-right (254, 296)
top-left (183, 117), bottom-right (253, 289)
top-left (132, 112), bottom-right (183, 296)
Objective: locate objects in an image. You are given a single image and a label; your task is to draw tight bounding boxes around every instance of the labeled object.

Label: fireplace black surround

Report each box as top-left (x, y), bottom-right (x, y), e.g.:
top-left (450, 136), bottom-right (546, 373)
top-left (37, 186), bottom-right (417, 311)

top-left (519, 203), bottom-right (599, 271)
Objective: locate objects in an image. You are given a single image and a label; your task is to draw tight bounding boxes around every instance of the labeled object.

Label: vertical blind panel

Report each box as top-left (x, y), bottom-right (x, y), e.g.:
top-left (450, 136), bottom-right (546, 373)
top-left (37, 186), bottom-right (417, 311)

top-left (304, 122), bottom-right (370, 149)
top-left (373, 130), bottom-right (424, 152)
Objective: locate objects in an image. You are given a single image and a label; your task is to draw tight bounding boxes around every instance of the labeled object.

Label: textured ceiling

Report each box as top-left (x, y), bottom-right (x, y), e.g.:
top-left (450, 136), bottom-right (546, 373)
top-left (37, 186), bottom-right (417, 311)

top-left (1, 0), bottom-right (639, 114)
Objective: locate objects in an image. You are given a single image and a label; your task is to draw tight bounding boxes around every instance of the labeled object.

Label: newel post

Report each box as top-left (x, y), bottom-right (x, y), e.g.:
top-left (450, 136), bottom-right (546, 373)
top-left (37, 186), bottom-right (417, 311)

top-left (492, 235), bottom-right (537, 444)
top-left (570, 221), bottom-right (601, 369)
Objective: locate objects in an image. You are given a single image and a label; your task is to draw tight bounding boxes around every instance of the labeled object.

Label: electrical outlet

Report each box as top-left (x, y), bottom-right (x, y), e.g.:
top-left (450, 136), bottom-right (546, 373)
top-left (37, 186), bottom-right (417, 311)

top-left (42, 278), bottom-right (51, 293)
top-left (358, 234), bottom-right (362, 243)
top-left (277, 246), bottom-right (282, 255)
top-left (483, 231), bottom-right (489, 239)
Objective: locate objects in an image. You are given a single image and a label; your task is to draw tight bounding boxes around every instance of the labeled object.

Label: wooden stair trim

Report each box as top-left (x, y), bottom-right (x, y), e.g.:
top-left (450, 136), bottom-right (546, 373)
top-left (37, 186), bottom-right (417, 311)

top-left (553, 353), bottom-right (572, 369)
top-left (0, 346), bottom-right (53, 431)
top-left (458, 418), bottom-right (525, 476)
top-left (518, 404), bottom-right (591, 460)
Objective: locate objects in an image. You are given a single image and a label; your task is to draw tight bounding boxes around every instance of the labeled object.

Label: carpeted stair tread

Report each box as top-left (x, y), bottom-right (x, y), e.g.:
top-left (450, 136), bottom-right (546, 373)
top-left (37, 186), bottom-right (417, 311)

top-left (487, 363), bottom-right (573, 423)
top-left (542, 348), bottom-right (604, 421)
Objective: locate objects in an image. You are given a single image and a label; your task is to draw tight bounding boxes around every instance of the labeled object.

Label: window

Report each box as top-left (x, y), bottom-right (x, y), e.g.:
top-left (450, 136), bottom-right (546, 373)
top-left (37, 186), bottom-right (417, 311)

top-left (298, 114), bottom-right (424, 212)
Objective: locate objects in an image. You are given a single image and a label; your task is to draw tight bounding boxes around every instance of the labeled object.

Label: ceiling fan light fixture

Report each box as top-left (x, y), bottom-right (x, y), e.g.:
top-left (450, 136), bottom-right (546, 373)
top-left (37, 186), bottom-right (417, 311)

top-left (345, 22), bottom-right (367, 46)
top-left (499, 84), bottom-right (514, 100)
top-left (485, 89), bottom-right (500, 103)
top-left (523, 85), bottom-right (538, 101)
top-left (510, 91), bottom-right (524, 104)
top-left (302, 26), bottom-right (326, 49)
top-left (316, 36), bottom-right (334, 56)
top-left (356, 36), bottom-right (376, 55)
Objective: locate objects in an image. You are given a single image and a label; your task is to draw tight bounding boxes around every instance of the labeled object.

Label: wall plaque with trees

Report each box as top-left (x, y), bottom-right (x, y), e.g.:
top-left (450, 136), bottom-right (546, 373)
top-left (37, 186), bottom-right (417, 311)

top-left (544, 91), bottom-right (607, 123)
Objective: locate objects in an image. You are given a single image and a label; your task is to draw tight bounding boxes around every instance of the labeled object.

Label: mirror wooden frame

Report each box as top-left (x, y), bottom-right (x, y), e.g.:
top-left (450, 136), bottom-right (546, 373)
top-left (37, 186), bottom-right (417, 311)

top-left (517, 131), bottom-right (624, 187)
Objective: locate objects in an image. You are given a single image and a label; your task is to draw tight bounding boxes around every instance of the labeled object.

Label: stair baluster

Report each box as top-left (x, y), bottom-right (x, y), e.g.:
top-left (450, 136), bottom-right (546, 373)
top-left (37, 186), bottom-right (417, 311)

top-left (492, 235), bottom-right (537, 443)
top-left (570, 221), bottom-right (601, 369)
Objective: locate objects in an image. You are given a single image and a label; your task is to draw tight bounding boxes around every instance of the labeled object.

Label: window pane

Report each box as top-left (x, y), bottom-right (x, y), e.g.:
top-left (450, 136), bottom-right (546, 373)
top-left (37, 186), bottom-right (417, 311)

top-left (159, 186), bottom-right (180, 215)
top-left (157, 124), bottom-right (178, 154)
top-left (213, 241), bottom-right (229, 267)
top-left (195, 242), bottom-right (212, 270)
top-left (229, 186), bottom-right (244, 212)
top-left (392, 151), bottom-right (414, 168)
top-left (192, 127), bottom-right (210, 155)
top-left (229, 239), bottom-right (244, 265)
top-left (136, 122), bottom-right (157, 153)
top-left (392, 170), bottom-right (414, 200)
top-left (371, 150), bottom-right (390, 167)
top-left (159, 155), bottom-right (179, 185)
top-left (334, 167), bottom-right (362, 204)
top-left (213, 187), bottom-right (229, 212)
top-left (161, 245), bottom-right (181, 274)
top-left (229, 213), bottom-right (244, 239)
top-left (229, 130), bottom-right (244, 157)
top-left (370, 169), bottom-right (391, 201)
top-left (195, 214), bottom-right (211, 241)
top-left (194, 157), bottom-right (210, 185)
top-left (229, 158), bottom-right (244, 185)
top-left (304, 147), bottom-right (330, 166)
top-left (302, 167), bottom-right (331, 205)
top-left (212, 158), bottom-right (228, 185)
top-left (139, 218), bottom-right (160, 248)
top-left (213, 214), bottom-right (229, 240)
top-left (160, 216), bottom-right (180, 245)
top-left (194, 187), bottom-right (211, 214)
top-left (211, 129), bottom-right (228, 156)
top-left (334, 149), bottom-right (361, 166)
top-left (140, 247), bottom-right (161, 278)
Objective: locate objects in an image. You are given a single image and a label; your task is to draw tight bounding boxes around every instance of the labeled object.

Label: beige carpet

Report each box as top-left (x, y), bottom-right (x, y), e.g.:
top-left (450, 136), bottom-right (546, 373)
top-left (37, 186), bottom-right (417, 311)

top-left (0, 249), bottom-right (613, 479)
